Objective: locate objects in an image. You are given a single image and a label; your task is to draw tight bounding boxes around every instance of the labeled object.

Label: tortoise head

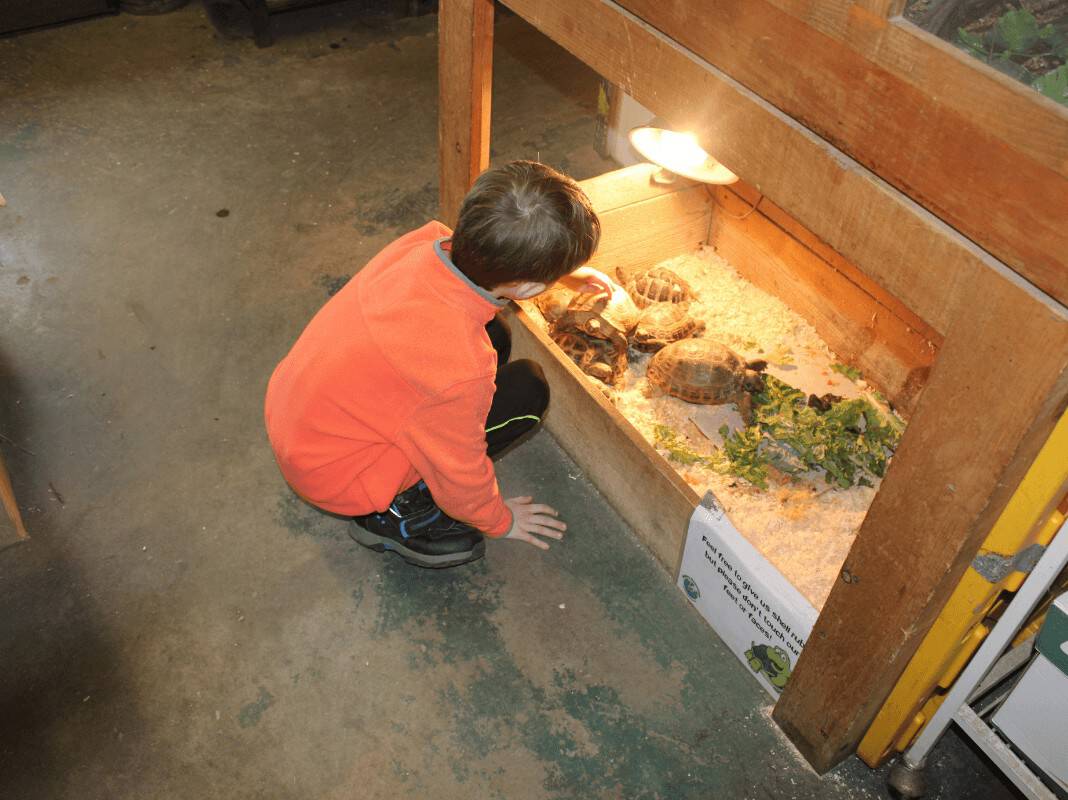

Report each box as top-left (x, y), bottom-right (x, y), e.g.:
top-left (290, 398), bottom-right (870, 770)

top-left (742, 369), bottom-right (766, 393)
top-left (742, 359), bottom-right (767, 392)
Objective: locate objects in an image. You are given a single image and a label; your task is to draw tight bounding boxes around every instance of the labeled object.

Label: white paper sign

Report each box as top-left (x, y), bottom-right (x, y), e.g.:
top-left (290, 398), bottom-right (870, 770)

top-left (677, 491), bottom-right (819, 699)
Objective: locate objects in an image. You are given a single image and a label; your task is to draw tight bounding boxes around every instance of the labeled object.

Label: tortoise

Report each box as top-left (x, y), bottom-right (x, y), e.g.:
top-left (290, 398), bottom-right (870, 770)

top-left (616, 266), bottom-right (695, 309)
top-left (646, 339), bottom-right (767, 422)
top-left (551, 329), bottom-right (627, 386)
top-left (631, 302), bottom-right (706, 352)
top-left (552, 286), bottom-right (640, 343)
top-left (532, 284), bottom-right (575, 326)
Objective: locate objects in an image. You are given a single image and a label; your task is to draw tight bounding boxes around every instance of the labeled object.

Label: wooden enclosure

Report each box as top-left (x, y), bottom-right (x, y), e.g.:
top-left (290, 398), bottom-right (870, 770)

top-left (438, 0), bottom-right (1068, 773)
top-left (506, 161), bottom-right (943, 573)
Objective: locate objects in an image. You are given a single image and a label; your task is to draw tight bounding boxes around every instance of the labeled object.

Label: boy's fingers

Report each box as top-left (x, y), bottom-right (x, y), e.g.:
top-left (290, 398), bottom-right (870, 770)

top-left (528, 503), bottom-right (559, 516)
top-left (532, 516), bottom-right (566, 531)
top-left (529, 525), bottom-right (564, 539)
top-left (523, 533), bottom-right (549, 550)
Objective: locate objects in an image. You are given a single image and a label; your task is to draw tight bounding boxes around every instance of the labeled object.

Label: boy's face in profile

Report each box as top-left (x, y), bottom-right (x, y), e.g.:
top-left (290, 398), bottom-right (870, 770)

top-left (491, 278), bottom-right (550, 302)
top-left (492, 265), bottom-right (617, 302)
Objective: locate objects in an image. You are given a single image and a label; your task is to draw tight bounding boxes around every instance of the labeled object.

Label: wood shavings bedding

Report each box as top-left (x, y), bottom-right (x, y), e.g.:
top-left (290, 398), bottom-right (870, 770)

top-left (528, 247), bottom-right (898, 609)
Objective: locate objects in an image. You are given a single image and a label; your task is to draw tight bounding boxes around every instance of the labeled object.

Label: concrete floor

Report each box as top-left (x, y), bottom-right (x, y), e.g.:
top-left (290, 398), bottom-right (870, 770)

top-left (0, 4), bottom-right (1020, 799)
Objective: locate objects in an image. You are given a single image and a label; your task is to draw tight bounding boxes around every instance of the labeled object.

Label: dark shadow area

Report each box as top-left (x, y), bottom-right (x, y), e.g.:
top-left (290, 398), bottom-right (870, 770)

top-left (0, 342), bottom-right (147, 796)
top-left (0, 539), bottom-right (148, 798)
top-left (492, 11), bottom-right (601, 110)
top-left (0, 0), bottom-right (437, 100)
top-left (204, 0), bottom-right (436, 45)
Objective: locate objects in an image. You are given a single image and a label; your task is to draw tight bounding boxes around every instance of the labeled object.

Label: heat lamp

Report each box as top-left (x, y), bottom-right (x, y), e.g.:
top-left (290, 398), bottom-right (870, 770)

top-left (628, 118), bottom-right (738, 185)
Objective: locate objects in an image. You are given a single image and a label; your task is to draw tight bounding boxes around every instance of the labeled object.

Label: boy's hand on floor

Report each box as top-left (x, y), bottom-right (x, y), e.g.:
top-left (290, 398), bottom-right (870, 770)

top-left (503, 496), bottom-right (566, 550)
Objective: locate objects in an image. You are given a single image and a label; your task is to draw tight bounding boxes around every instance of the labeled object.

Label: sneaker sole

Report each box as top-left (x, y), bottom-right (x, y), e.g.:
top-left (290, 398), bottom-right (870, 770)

top-left (349, 524), bottom-right (485, 569)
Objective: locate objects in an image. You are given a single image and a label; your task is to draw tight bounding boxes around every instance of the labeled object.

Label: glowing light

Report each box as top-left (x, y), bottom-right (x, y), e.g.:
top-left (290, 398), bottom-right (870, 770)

top-left (657, 130), bottom-right (708, 171)
top-left (628, 121), bottom-right (739, 185)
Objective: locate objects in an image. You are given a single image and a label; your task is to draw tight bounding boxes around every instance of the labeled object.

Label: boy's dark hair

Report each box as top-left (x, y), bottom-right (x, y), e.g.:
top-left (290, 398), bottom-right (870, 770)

top-left (450, 161), bottom-right (601, 290)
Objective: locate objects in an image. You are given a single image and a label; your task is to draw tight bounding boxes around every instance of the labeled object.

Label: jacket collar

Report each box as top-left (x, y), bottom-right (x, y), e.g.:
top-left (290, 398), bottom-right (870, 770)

top-left (432, 238), bottom-right (508, 322)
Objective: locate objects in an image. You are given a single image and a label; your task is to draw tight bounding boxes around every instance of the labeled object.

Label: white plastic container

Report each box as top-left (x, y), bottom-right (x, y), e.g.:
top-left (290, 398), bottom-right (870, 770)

top-left (992, 592), bottom-right (1068, 791)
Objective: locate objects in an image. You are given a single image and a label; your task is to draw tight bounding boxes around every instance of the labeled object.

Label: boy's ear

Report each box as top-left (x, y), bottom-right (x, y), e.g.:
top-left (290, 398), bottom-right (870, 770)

top-left (513, 281), bottom-right (547, 300)
top-left (496, 281), bottom-right (547, 300)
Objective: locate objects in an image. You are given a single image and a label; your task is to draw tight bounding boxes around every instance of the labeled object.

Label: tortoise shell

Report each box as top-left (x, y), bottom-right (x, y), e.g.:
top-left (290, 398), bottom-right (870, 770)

top-left (551, 329), bottom-right (627, 386)
top-left (616, 266), bottom-right (695, 309)
top-left (646, 339), bottom-right (766, 407)
top-left (553, 287), bottom-right (640, 341)
top-left (632, 302), bottom-right (706, 352)
top-left (533, 285), bottom-right (575, 326)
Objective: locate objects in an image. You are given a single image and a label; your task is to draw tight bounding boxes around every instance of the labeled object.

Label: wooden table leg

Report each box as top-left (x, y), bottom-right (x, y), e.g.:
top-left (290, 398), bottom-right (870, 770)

top-left (0, 451), bottom-right (29, 540)
top-left (249, 0), bottom-right (273, 48)
top-left (438, 0), bottom-right (494, 228)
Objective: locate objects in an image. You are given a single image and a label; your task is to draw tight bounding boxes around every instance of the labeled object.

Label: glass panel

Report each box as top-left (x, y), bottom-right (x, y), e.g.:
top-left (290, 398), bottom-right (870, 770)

top-left (905, 0), bottom-right (1068, 106)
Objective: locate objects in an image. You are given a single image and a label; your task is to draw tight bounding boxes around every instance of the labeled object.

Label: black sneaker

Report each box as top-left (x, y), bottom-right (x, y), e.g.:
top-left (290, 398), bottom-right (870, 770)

top-left (387, 480), bottom-right (436, 517)
top-left (350, 486), bottom-right (485, 569)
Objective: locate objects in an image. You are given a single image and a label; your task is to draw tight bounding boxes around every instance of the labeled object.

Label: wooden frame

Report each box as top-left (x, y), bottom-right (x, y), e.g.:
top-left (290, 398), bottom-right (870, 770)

top-left (438, 0), bottom-right (494, 228)
top-left (613, 0), bottom-right (1068, 307)
top-left (508, 161), bottom-right (941, 571)
top-left (438, 0), bottom-right (1068, 773)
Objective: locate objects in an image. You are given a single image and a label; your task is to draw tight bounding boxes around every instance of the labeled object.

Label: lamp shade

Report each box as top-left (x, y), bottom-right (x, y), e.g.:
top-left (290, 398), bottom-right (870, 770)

top-left (628, 119), bottom-right (738, 185)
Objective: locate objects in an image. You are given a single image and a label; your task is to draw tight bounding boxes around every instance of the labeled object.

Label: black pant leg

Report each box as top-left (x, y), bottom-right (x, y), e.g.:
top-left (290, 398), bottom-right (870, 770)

top-left (486, 315), bottom-right (512, 369)
top-left (485, 359), bottom-right (549, 458)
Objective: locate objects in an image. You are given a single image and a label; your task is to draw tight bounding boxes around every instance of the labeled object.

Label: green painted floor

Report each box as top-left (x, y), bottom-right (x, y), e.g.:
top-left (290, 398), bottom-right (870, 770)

top-left (0, 4), bottom-right (1017, 798)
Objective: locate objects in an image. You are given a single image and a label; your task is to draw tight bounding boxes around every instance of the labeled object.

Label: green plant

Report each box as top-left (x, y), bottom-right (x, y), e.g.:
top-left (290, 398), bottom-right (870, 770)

top-left (653, 422), bottom-right (772, 489)
top-left (830, 362), bottom-right (862, 381)
top-left (717, 423), bottom-right (772, 489)
top-left (719, 376), bottom-right (903, 490)
top-left (652, 375), bottom-right (903, 491)
top-left (766, 345), bottom-right (795, 365)
top-left (653, 423), bottom-right (719, 468)
top-left (1034, 63), bottom-right (1068, 103)
top-left (956, 6), bottom-right (1068, 105)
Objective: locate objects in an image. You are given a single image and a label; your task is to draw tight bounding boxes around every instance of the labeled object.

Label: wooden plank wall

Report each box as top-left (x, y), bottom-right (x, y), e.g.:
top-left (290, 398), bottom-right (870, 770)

top-left (707, 183), bottom-right (941, 418)
top-left (499, 0), bottom-right (976, 338)
top-left (614, 0), bottom-right (1068, 309)
top-left (776, 278), bottom-right (1068, 770)
top-left (588, 185), bottom-right (711, 276)
top-left (507, 304), bottom-right (700, 572)
top-left (511, 168), bottom-right (712, 571)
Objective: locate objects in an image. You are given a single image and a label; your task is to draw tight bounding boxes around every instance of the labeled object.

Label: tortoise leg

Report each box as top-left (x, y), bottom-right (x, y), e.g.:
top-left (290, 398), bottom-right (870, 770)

top-left (586, 363), bottom-right (614, 384)
top-left (738, 393), bottom-right (754, 426)
top-left (641, 380), bottom-right (666, 399)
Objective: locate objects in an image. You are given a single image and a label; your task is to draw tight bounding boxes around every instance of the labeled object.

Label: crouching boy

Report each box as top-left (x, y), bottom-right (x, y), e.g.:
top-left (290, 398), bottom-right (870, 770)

top-left (265, 160), bottom-right (612, 568)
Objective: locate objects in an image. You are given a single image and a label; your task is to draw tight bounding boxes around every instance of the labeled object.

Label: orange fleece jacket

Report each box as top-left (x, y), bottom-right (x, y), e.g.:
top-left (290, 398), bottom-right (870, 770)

top-left (264, 221), bottom-right (513, 537)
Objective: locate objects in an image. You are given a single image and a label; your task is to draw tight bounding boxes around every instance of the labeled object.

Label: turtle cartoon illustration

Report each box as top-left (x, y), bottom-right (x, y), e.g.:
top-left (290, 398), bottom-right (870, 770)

top-left (744, 642), bottom-right (792, 692)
